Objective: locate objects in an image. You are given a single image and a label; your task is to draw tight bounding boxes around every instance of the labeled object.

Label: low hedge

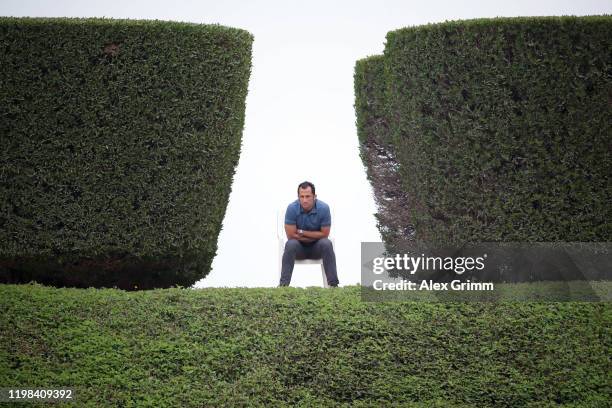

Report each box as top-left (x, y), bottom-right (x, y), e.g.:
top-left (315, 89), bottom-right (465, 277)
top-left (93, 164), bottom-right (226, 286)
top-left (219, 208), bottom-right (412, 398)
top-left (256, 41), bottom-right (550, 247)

top-left (1, 284), bottom-right (610, 407)
top-left (0, 18), bottom-right (253, 289)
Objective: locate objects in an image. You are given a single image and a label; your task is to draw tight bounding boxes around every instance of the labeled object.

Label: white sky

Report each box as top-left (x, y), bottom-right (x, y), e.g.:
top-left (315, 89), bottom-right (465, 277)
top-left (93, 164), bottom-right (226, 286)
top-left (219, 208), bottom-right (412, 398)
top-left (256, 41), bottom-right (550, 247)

top-left (2, 1), bottom-right (610, 288)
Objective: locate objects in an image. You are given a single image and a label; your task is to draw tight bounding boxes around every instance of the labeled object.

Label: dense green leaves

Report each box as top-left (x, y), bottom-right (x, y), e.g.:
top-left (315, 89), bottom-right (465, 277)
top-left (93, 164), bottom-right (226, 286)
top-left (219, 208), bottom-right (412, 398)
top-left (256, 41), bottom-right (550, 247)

top-left (1, 284), bottom-right (610, 406)
top-left (0, 18), bottom-right (253, 289)
top-left (354, 55), bottom-right (389, 147)
top-left (355, 16), bottom-right (611, 245)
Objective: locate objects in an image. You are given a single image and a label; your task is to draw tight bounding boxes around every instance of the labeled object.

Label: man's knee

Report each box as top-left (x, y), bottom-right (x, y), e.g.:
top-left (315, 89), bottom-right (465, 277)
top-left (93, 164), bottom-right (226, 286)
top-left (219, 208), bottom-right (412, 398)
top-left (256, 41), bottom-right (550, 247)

top-left (319, 238), bottom-right (334, 252)
top-left (284, 239), bottom-right (301, 253)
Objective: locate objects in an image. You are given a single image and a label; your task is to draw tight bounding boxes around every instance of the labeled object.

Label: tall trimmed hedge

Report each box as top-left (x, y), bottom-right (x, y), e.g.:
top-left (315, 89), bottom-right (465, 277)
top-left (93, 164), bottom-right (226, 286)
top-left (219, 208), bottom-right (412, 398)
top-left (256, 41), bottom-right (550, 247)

top-left (354, 55), bottom-right (411, 248)
top-left (0, 18), bottom-right (253, 289)
top-left (356, 16), bottom-right (611, 245)
top-left (355, 55), bottom-right (389, 148)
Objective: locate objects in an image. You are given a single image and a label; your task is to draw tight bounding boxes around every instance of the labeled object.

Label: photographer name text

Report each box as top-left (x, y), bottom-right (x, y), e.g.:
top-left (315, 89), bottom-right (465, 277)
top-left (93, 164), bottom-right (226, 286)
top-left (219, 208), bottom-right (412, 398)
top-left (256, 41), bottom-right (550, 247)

top-left (372, 279), bottom-right (494, 291)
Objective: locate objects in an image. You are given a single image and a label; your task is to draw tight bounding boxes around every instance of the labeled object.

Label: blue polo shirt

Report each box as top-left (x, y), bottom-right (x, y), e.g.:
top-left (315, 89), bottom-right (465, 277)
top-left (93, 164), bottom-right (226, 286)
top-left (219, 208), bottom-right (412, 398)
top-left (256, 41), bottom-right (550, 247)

top-left (285, 199), bottom-right (331, 233)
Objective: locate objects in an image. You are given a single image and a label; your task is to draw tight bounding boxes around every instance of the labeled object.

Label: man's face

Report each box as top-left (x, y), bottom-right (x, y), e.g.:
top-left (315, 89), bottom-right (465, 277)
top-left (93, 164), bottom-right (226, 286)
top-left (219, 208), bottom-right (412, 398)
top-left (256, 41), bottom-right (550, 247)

top-left (298, 187), bottom-right (316, 212)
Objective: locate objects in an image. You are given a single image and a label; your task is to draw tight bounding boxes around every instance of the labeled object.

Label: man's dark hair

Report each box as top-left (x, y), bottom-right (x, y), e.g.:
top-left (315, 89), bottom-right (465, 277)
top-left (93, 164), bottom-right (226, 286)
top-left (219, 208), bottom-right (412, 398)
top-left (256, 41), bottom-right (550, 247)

top-left (297, 181), bottom-right (315, 195)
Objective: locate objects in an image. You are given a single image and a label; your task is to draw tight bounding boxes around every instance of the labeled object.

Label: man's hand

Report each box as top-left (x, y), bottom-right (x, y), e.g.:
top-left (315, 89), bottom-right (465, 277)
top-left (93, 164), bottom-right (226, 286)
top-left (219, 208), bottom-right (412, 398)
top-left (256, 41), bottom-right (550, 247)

top-left (300, 228), bottom-right (329, 240)
top-left (285, 224), bottom-right (330, 242)
top-left (295, 229), bottom-right (315, 243)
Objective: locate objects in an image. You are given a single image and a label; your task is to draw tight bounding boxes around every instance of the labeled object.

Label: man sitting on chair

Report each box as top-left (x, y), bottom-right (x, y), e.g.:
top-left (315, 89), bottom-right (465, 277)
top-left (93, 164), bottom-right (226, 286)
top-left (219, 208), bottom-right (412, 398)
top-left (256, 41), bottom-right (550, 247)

top-left (279, 181), bottom-right (339, 287)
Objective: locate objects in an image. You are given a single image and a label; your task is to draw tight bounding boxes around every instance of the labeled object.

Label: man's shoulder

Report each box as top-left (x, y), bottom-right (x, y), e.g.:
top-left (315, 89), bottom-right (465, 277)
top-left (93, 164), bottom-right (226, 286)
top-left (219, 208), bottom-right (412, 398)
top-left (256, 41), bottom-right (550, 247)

top-left (286, 200), bottom-right (300, 214)
top-left (284, 200), bottom-right (299, 224)
top-left (316, 199), bottom-right (330, 213)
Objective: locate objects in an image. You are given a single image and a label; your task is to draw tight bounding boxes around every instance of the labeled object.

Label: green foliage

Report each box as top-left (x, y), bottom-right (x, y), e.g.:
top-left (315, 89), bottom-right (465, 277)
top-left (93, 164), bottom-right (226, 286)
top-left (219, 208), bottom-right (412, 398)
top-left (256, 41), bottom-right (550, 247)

top-left (354, 55), bottom-right (389, 147)
top-left (0, 17), bottom-right (253, 289)
top-left (0, 283), bottom-right (610, 407)
top-left (356, 16), bottom-right (611, 245)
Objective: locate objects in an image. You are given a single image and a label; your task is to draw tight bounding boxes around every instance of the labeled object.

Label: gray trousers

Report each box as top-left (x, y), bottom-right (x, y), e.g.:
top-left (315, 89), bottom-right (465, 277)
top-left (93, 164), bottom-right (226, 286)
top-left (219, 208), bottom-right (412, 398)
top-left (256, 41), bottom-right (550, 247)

top-left (280, 238), bottom-right (339, 286)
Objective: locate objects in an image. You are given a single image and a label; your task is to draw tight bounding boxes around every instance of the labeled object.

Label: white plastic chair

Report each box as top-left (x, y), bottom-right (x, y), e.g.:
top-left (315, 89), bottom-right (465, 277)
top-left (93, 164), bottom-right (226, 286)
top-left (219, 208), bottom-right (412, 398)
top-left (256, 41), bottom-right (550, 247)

top-left (276, 207), bottom-right (333, 288)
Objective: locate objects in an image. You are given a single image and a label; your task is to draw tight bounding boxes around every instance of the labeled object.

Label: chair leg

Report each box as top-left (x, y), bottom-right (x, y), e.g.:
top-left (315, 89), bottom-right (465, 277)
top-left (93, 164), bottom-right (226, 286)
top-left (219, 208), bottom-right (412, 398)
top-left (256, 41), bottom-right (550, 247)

top-left (321, 264), bottom-right (329, 288)
top-left (278, 240), bottom-right (284, 285)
